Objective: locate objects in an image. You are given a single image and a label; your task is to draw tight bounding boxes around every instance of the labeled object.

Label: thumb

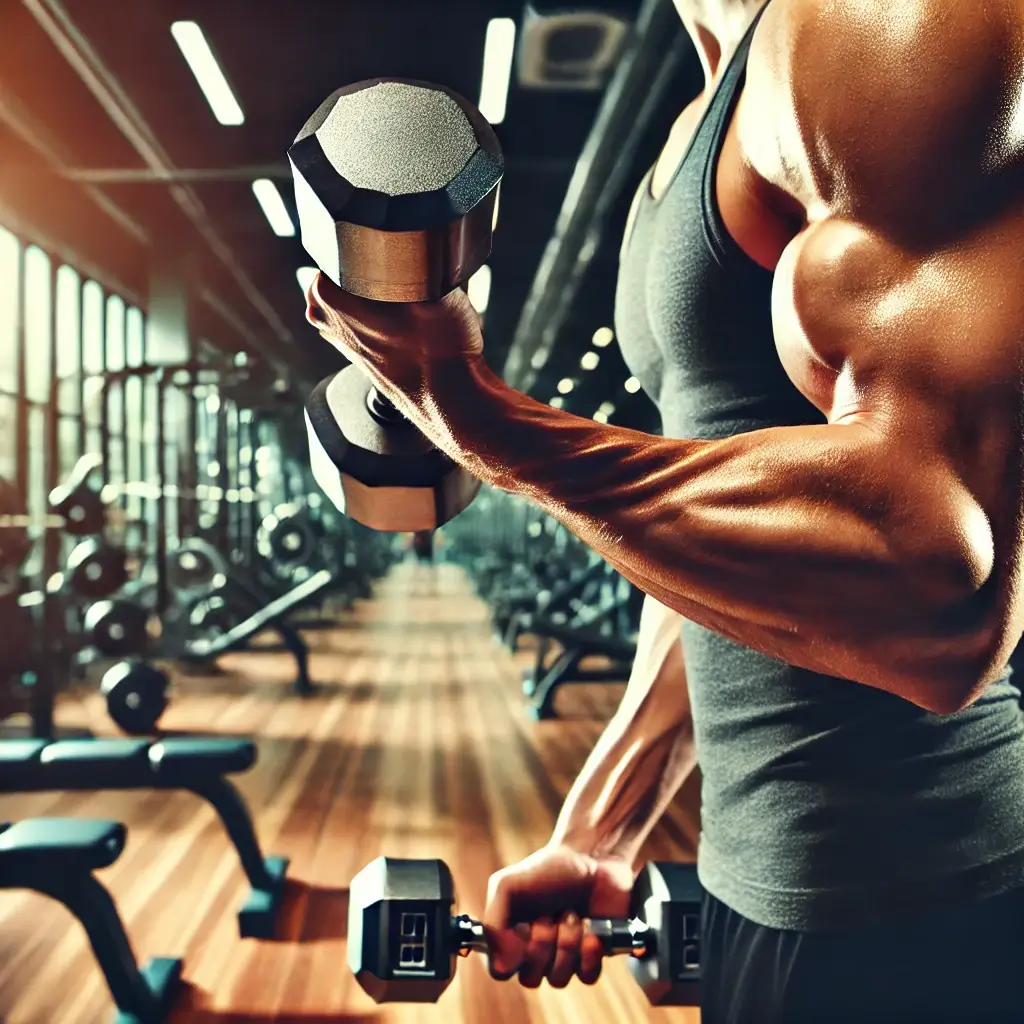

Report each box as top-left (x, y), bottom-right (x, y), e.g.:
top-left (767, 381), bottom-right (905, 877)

top-left (481, 871), bottom-right (527, 979)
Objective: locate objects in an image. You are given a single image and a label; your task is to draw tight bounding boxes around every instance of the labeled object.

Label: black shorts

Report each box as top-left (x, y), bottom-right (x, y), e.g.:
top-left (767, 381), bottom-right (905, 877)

top-left (700, 883), bottom-right (1024, 1024)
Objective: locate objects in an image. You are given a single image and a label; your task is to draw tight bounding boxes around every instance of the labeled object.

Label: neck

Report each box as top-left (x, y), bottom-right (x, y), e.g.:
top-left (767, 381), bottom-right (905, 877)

top-left (680, 0), bottom-right (766, 83)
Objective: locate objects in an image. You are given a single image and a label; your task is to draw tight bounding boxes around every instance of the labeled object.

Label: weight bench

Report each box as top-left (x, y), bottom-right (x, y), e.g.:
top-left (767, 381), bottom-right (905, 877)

top-left (501, 559), bottom-right (610, 652)
top-left (223, 559), bottom-right (342, 637)
top-left (184, 568), bottom-right (333, 694)
top-left (0, 817), bottom-right (182, 1023)
top-left (0, 736), bottom-right (288, 938)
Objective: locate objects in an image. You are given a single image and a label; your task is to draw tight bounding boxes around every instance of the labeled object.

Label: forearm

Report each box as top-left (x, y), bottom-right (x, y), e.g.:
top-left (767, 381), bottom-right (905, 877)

top-left (550, 596), bottom-right (697, 866)
top-left (425, 358), bottom-right (996, 710)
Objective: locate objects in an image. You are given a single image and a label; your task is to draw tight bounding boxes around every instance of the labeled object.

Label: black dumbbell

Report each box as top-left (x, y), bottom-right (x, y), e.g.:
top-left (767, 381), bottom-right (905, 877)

top-left (48, 454), bottom-right (107, 537)
top-left (83, 599), bottom-right (150, 658)
top-left (289, 78), bottom-right (503, 534)
top-left (347, 857), bottom-right (702, 1006)
top-left (100, 660), bottom-right (169, 734)
top-left (65, 538), bottom-right (128, 601)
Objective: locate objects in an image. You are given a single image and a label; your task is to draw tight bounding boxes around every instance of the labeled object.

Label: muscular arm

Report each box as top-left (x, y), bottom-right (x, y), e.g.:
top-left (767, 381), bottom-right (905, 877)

top-left (550, 595), bottom-right (696, 865)
top-left (429, 0), bottom-right (1024, 713)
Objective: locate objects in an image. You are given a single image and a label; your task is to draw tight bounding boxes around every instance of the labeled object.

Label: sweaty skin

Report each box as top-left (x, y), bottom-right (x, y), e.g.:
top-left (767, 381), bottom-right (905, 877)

top-left (310, 0), bottom-right (1024, 718)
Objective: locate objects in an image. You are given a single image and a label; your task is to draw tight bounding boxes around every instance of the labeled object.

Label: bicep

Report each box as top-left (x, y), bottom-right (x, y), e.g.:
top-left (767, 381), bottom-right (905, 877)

top-left (772, 212), bottom-right (1023, 597)
top-left (773, 214), bottom-right (1024, 438)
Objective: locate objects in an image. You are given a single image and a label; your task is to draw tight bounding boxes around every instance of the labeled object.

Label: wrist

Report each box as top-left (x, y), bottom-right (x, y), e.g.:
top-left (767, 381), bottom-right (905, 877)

top-left (549, 817), bottom-right (639, 866)
top-left (419, 354), bottom-right (525, 490)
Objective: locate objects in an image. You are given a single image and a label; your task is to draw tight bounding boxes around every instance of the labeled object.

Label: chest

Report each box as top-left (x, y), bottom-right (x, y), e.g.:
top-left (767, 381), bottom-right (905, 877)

top-left (623, 85), bottom-right (836, 418)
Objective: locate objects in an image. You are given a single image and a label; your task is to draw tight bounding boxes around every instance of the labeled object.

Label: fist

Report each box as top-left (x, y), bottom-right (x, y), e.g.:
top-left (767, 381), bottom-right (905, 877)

top-left (482, 844), bottom-right (635, 989)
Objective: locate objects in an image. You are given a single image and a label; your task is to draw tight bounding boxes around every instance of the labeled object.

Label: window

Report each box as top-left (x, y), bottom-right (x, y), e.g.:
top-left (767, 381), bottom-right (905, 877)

top-left (82, 281), bottom-right (105, 457)
top-left (55, 266), bottom-right (83, 477)
top-left (105, 294), bottom-right (126, 373)
top-left (125, 305), bottom-right (144, 369)
top-left (0, 226), bottom-right (20, 394)
top-left (0, 229), bottom-right (18, 484)
top-left (56, 265), bottom-right (81, 414)
top-left (24, 246), bottom-right (52, 405)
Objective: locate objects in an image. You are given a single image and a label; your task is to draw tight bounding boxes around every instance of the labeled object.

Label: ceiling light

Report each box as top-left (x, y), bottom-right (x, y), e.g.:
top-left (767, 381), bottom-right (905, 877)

top-left (580, 351), bottom-right (600, 371)
top-left (170, 22), bottom-right (245, 126)
top-left (296, 266), bottom-right (318, 295)
top-left (594, 411), bottom-right (609, 423)
top-left (252, 179), bottom-right (295, 237)
top-left (531, 348), bottom-right (549, 370)
top-left (598, 402), bottom-right (616, 416)
top-left (479, 18), bottom-right (517, 125)
top-left (592, 327), bottom-right (615, 348)
top-left (549, 397), bottom-right (564, 409)
top-left (557, 378), bottom-right (575, 395)
top-left (624, 376), bottom-right (641, 394)
top-left (468, 265), bottom-right (492, 313)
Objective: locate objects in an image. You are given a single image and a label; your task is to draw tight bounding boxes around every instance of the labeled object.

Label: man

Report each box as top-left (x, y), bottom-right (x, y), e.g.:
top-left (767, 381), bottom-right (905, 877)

top-left (305, 0), bottom-right (1024, 1019)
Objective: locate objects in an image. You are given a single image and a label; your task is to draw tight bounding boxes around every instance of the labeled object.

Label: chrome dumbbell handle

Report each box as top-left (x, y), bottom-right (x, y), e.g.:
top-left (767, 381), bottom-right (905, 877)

top-left (452, 914), bottom-right (652, 959)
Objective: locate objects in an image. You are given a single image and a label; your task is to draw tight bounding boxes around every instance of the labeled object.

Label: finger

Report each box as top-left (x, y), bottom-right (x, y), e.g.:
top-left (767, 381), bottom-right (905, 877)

top-left (305, 274), bottom-right (327, 328)
top-left (517, 917), bottom-right (559, 989)
top-left (488, 924), bottom-right (530, 981)
top-left (483, 873), bottom-right (523, 979)
top-left (578, 932), bottom-right (605, 986)
top-left (305, 275), bottom-right (363, 358)
top-left (548, 911), bottom-right (583, 989)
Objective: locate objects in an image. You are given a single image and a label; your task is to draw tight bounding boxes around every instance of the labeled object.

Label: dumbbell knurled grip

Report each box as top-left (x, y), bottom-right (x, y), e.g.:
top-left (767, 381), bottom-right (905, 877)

top-left (452, 915), bottom-right (651, 959)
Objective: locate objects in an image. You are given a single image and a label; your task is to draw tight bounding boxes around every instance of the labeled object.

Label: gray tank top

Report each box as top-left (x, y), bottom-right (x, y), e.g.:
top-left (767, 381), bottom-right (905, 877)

top-left (614, 8), bottom-right (1024, 931)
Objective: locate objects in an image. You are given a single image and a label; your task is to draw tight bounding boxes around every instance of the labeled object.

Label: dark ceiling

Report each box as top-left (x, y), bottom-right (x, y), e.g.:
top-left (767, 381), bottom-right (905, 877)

top-left (0, 0), bottom-right (698, 430)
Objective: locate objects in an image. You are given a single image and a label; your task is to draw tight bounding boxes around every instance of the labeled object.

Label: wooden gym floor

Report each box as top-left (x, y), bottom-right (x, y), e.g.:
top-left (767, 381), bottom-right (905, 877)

top-left (0, 563), bottom-right (702, 1024)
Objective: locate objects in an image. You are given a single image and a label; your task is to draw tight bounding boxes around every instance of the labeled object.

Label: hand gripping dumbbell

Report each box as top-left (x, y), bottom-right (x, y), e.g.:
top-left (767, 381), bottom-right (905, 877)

top-left (347, 857), bottom-right (702, 1005)
top-left (289, 79), bottom-right (504, 533)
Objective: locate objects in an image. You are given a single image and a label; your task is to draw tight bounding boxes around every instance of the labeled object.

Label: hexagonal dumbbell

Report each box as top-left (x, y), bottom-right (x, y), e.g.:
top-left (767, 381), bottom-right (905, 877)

top-left (347, 857), bottom-right (702, 1005)
top-left (289, 78), bottom-right (503, 533)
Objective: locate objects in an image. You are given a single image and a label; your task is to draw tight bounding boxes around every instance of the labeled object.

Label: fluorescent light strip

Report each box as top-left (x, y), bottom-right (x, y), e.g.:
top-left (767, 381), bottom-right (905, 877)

top-left (468, 265), bottom-right (492, 313)
top-left (296, 266), bottom-right (318, 295)
top-left (479, 18), bottom-right (517, 125)
top-left (170, 22), bottom-right (245, 126)
top-left (252, 179), bottom-right (295, 237)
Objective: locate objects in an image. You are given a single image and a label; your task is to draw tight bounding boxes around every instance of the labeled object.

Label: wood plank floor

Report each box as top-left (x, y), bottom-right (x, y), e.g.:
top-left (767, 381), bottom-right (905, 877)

top-left (0, 563), bottom-right (702, 1024)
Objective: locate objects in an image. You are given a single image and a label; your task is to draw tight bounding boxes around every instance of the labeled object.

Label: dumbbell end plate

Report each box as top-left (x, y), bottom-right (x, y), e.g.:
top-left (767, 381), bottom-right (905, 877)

top-left (305, 369), bottom-right (480, 532)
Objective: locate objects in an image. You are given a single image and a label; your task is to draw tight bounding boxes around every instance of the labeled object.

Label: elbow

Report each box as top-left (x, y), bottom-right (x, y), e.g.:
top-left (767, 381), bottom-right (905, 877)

top-left (894, 550), bottom-right (1007, 715)
top-left (911, 611), bottom-right (1013, 716)
top-left (891, 495), bottom-right (1005, 714)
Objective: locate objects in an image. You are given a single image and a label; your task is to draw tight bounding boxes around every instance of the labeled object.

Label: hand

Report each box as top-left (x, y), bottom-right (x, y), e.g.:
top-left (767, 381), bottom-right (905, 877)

top-left (482, 844), bottom-right (635, 989)
top-left (304, 272), bottom-right (484, 418)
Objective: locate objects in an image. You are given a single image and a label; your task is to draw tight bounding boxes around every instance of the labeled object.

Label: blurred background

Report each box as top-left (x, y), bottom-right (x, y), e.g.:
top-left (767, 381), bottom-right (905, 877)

top-left (0, 2), bottom-right (705, 1022)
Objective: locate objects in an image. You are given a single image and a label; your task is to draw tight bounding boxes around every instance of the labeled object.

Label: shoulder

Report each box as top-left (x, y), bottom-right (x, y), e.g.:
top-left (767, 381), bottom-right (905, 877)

top-left (746, 0), bottom-right (1022, 232)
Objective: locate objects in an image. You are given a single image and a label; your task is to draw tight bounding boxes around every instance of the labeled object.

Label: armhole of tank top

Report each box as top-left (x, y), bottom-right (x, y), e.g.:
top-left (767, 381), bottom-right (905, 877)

top-left (700, 69), bottom-right (756, 270)
top-left (700, 11), bottom-right (776, 277)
